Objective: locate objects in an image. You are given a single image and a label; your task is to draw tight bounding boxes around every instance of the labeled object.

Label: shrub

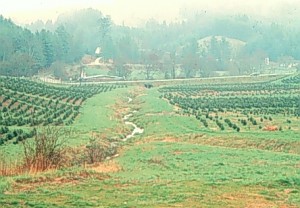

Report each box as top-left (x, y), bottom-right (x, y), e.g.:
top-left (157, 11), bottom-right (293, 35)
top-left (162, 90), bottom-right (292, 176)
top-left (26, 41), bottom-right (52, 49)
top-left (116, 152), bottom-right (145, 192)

top-left (22, 127), bottom-right (70, 172)
top-left (85, 138), bottom-right (117, 164)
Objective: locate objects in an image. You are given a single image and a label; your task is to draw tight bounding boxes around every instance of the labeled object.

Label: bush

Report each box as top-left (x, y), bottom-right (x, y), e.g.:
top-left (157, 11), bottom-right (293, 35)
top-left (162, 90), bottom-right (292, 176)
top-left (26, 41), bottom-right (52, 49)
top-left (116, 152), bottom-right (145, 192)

top-left (85, 138), bottom-right (117, 164)
top-left (6, 133), bottom-right (14, 140)
top-left (22, 127), bottom-right (70, 172)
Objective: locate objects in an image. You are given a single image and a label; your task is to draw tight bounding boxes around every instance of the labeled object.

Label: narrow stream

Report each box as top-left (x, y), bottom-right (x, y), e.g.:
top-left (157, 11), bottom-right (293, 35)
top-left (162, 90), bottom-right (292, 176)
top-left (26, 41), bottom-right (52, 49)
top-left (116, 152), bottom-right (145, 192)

top-left (123, 97), bottom-right (144, 141)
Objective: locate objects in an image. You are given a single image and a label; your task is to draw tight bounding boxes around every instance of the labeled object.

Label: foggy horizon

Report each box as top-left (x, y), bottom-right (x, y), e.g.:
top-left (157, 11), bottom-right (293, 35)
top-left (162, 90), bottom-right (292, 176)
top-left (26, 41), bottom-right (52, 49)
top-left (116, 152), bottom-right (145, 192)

top-left (1, 0), bottom-right (300, 26)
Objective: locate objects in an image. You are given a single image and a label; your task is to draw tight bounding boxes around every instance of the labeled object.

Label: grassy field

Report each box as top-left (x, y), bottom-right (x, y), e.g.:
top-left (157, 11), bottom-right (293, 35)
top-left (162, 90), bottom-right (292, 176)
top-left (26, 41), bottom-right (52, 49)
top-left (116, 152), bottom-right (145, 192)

top-left (84, 66), bottom-right (110, 76)
top-left (1, 142), bottom-right (299, 207)
top-left (0, 75), bottom-right (299, 207)
top-left (69, 87), bottom-right (132, 146)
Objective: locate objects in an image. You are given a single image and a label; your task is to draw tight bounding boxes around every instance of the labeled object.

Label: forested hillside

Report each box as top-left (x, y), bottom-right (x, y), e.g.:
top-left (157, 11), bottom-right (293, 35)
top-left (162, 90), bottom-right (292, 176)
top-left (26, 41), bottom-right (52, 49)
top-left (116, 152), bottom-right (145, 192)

top-left (1, 9), bottom-right (300, 78)
top-left (0, 16), bottom-right (74, 76)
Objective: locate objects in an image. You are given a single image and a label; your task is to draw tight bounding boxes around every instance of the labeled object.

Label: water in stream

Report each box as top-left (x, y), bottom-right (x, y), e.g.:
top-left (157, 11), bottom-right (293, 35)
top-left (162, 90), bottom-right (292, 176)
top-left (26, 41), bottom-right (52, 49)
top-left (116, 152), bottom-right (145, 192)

top-left (123, 97), bottom-right (144, 141)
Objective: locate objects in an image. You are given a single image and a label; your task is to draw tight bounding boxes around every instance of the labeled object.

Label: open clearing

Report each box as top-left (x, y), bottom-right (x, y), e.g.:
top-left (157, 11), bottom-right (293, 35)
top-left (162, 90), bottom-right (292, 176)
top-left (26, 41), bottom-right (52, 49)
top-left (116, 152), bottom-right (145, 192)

top-left (0, 74), bottom-right (299, 207)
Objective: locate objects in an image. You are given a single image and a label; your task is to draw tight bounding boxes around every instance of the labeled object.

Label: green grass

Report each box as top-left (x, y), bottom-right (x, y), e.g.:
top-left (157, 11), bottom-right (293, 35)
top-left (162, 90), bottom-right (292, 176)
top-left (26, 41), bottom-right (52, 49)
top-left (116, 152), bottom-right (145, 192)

top-left (131, 87), bottom-right (300, 154)
top-left (1, 141), bottom-right (299, 207)
top-left (129, 88), bottom-right (208, 138)
top-left (0, 87), bottom-right (130, 158)
top-left (138, 88), bottom-right (174, 113)
top-left (74, 88), bottom-right (122, 132)
top-left (116, 142), bottom-right (300, 184)
top-left (84, 66), bottom-right (110, 76)
top-left (65, 87), bottom-right (131, 146)
top-left (1, 77), bottom-right (300, 207)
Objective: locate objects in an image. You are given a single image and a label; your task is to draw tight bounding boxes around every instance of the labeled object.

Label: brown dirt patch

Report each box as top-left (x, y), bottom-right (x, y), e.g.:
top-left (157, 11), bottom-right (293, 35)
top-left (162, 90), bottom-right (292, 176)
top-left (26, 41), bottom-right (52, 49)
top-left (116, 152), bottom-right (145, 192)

top-left (162, 137), bottom-right (180, 143)
top-left (137, 93), bottom-right (147, 97)
top-left (220, 191), bottom-right (298, 208)
top-left (90, 160), bottom-right (122, 173)
top-left (2, 99), bottom-right (11, 107)
top-left (185, 135), bottom-right (300, 154)
top-left (263, 126), bottom-right (279, 131)
top-left (173, 150), bottom-right (184, 155)
top-left (141, 145), bottom-right (155, 152)
top-left (145, 112), bottom-right (175, 116)
top-left (135, 134), bottom-right (299, 154)
top-left (74, 98), bottom-right (83, 106)
top-left (222, 193), bottom-right (273, 207)
top-left (134, 136), bottom-right (183, 146)
top-left (8, 179), bottom-right (79, 194)
top-left (10, 101), bottom-right (20, 109)
top-left (6, 170), bottom-right (108, 194)
top-left (111, 99), bottom-right (131, 120)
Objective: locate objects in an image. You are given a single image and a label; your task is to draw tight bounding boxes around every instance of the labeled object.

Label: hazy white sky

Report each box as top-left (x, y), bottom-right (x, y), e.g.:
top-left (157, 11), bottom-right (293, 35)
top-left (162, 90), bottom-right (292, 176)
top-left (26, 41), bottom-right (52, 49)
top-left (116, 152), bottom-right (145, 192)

top-left (0, 0), bottom-right (299, 25)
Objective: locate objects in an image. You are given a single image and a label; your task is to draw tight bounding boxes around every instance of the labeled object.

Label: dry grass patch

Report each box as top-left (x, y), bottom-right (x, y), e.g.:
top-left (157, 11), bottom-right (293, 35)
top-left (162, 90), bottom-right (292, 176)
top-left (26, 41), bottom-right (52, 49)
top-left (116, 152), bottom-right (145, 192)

top-left (89, 160), bottom-right (122, 173)
top-left (220, 191), bottom-right (297, 208)
top-left (5, 169), bottom-right (109, 194)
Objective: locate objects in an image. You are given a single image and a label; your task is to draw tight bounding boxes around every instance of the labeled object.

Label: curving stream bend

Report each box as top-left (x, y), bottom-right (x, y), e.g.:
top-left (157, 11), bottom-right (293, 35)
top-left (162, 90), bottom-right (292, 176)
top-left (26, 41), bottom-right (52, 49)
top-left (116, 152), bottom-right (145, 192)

top-left (122, 97), bottom-right (144, 141)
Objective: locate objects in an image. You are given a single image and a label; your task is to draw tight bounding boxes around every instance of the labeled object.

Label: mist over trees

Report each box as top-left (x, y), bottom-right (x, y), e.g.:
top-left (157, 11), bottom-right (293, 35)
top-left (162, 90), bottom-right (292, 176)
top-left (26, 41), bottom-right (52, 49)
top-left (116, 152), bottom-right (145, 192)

top-left (1, 8), bottom-right (300, 78)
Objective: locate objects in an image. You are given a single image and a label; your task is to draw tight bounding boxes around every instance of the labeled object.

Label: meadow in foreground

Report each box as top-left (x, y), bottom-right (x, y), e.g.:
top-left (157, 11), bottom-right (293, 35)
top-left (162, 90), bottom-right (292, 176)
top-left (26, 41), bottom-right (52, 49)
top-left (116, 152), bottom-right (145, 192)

top-left (0, 75), bottom-right (299, 207)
